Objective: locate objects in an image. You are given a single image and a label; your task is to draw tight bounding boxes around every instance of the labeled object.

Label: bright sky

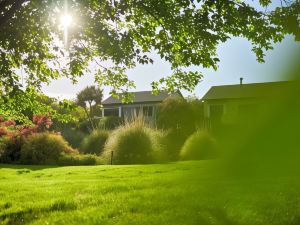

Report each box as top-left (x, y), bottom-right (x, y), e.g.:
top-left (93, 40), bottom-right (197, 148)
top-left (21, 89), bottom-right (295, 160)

top-left (42, 35), bottom-right (300, 100)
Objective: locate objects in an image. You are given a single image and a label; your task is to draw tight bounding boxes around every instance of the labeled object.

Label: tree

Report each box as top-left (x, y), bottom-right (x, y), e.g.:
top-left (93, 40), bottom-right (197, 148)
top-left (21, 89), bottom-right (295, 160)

top-left (0, 0), bottom-right (299, 117)
top-left (76, 85), bottom-right (103, 130)
top-left (0, 88), bottom-right (77, 123)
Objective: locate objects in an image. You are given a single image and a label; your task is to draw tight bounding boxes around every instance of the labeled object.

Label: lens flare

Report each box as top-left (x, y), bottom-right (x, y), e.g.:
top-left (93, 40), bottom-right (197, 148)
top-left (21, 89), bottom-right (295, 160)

top-left (60, 14), bottom-right (72, 28)
top-left (60, 14), bottom-right (73, 46)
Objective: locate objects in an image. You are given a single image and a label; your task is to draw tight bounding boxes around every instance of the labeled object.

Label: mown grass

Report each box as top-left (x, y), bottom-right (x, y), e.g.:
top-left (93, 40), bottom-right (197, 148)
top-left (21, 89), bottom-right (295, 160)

top-left (0, 161), bottom-right (299, 225)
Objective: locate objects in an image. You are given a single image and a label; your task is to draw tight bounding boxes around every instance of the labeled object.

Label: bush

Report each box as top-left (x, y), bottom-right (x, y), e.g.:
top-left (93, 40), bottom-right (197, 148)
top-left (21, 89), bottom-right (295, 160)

top-left (80, 130), bottom-right (109, 155)
top-left (60, 127), bottom-right (86, 149)
top-left (98, 116), bottom-right (123, 130)
top-left (103, 121), bottom-right (159, 164)
top-left (20, 132), bottom-right (77, 165)
top-left (0, 137), bottom-right (23, 163)
top-left (78, 118), bottom-right (100, 133)
top-left (180, 131), bottom-right (218, 160)
top-left (157, 98), bottom-right (196, 135)
top-left (159, 129), bottom-right (188, 161)
top-left (0, 141), bottom-right (6, 162)
top-left (0, 115), bottom-right (54, 163)
top-left (57, 153), bottom-right (98, 166)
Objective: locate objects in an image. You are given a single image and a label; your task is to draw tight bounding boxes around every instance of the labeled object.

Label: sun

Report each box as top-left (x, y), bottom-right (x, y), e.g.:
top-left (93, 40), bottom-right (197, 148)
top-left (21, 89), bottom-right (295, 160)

top-left (60, 14), bottom-right (73, 28)
top-left (59, 13), bottom-right (73, 46)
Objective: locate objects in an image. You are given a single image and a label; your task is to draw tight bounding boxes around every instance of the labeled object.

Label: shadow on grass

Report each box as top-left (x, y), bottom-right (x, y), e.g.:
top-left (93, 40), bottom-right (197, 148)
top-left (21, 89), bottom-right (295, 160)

top-left (0, 200), bottom-right (77, 225)
top-left (289, 216), bottom-right (300, 225)
top-left (1, 204), bottom-right (299, 225)
top-left (0, 164), bottom-right (59, 171)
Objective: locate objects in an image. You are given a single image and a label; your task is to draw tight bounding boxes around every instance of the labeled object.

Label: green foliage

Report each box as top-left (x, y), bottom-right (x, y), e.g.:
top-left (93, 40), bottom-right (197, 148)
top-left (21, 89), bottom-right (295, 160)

top-left (0, 137), bottom-right (23, 163)
top-left (157, 97), bottom-right (205, 135)
top-left (152, 70), bottom-right (203, 93)
top-left (0, 0), bottom-right (298, 116)
top-left (57, 153), bottom-right (98, 166)
top-left (0, 89), bottom-right (78, 123)
top-left (104, 121), bottom-right (159, 164)
top-left (76, 86), bottom-right (103, 109)
top-left (80, 130), bottom-right (109, 155)
top-left (180, 131), bottom-right (218, 160)
top-left (78, 119), bottom-right (101, 133)
top-left (156, 97), bottom-right (207, 161)
top-left (61, 128), bottom-right (86, 149)
top-left (52, 123), bottom-right (87, 149)
top-left (0, 115), bottom-right (54, 163)
top-left (157, 97), bottom-right (193, 131)
top-left (98, 116), bottom-right (123, 130)
top-left (0, 141), bottom-right (5, 155)
top-left (20, 132), bottom-right (76, 165)
top-left (159, 129), bottom-right (187, 161)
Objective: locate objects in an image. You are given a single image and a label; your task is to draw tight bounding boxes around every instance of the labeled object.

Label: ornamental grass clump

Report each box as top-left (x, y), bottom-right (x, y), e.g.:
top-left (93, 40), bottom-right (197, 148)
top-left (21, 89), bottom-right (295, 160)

top-left (180, 131), bottom-right (218, 160)
top-left (98, 116), bottom-right (123, 130)
top-left (80, 129), bottom-right (109, 155)
top-left (103, 117), bottom-right (161, 164)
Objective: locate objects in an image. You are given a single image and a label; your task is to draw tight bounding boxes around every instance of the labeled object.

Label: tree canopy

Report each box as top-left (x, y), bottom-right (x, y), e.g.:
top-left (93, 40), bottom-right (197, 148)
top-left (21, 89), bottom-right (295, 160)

top-left (76, 85), bottom-right (103, 129)
top-left (0, 0), bottom-right (299, 118)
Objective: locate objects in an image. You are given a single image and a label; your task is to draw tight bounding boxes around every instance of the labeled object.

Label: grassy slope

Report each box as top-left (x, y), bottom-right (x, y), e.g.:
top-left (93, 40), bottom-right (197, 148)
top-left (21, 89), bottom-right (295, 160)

top-left (0, 161), bottom-right (299, 225)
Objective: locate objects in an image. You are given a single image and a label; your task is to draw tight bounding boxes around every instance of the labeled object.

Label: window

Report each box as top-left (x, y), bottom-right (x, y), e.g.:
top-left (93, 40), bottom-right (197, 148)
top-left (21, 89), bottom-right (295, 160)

top-left (210, 105), bottom-right (224, 120)
top-left (104, 108), bottom-right (119, 117)
top-left (143, 106), bottom-right (153, 117)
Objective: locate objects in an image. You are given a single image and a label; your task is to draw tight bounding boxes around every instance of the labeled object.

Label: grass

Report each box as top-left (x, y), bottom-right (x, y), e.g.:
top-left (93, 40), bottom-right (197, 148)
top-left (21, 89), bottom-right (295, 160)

top-left (0, 161), bottom-right (299, 225)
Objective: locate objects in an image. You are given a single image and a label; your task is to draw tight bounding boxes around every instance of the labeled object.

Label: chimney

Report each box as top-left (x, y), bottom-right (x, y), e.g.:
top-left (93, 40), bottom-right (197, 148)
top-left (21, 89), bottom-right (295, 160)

top-left (240, 77), bottom-right (243, 85)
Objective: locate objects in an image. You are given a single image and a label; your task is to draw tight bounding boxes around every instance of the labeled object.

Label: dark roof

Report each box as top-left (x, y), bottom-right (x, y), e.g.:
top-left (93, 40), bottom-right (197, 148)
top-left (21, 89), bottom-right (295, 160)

top-left (202, 81), bottom-right (293, 100)
top-left (102, 91), bottom-right (178, 105)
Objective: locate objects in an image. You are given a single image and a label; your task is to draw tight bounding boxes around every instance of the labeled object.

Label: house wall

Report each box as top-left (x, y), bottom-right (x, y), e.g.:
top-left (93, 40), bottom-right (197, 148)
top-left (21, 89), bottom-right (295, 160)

top-left (102, 103), bottom-right (159, 122)
top-left (203, 98), bottom-right (263, 124)
top-left (121, 103), bottom-right (157, 121)
top-left (101, 92), bottom-right (184, 122)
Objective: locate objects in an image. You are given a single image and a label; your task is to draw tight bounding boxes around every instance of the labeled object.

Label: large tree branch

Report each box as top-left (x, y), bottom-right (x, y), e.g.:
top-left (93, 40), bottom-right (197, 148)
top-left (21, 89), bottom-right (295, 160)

top-left (0, 0), bottom-right (28, 27)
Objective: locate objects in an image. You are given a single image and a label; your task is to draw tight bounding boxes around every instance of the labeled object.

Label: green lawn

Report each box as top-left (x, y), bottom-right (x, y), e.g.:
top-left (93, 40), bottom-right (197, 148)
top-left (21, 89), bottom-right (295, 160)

top-left (0, 161), bottom-right (299, 225)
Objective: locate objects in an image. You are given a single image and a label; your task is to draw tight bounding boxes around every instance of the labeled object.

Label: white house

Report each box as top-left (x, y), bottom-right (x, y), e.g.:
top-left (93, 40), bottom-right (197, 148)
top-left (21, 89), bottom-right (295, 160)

top-left (101, 91), bottom-right (182, 121)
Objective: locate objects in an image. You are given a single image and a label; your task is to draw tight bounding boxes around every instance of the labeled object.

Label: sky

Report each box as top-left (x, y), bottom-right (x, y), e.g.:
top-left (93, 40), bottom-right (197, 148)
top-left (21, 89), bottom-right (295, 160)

top-left (42, 35), bottom-right (300, 101)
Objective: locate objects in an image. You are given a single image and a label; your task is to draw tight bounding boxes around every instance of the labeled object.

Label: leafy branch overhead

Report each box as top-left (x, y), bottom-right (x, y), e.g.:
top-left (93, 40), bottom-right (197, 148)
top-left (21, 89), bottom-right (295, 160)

top-left (0, 0), bottom-right (299, 101)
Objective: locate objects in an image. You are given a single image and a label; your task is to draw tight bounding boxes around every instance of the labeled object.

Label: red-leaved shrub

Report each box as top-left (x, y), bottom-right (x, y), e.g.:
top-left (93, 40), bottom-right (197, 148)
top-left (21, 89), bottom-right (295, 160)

top-left (0, 115), bottom-right (54, 163)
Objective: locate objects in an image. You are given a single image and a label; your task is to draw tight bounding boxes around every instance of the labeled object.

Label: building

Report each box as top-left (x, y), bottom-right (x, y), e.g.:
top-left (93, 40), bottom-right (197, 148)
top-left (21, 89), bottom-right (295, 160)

top-left (101, 91), bottom-right (182, 121)
top-left (201, 79), bottom-right (292, 124)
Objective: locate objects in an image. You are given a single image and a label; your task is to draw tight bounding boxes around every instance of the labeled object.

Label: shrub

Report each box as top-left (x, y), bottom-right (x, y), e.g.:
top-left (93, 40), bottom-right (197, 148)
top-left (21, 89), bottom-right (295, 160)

top-left (103, 121), bottom-right (159, 164)
top-left (20, 132), bottom-right (77, 165)
top-left (0, 115), bottom-right (53, 163)
top-left (98, 116), bottom-right (123, 130)
top-left (156, 98), bottom-right (206, 162)
top-left (180, 131), bottom-right (218, 160)
top-left (157, 97), bottom-right (207, 138)
top-left (0, 136), bottom-right (23, 163)
top-left (78, 118), bottom-right (100, 133)
top-left (159, 129), bottom-right (188, 161)
top-left (57, 153), bottom-right (98, 166)
top-left (0, 141), bottom-right (6, 161)
top-left (80, 130), bottom-right (109, 155)
top-left (60, 127), bottom-right (86, 149)
top-left (157, 98), bottom-right (196, 135)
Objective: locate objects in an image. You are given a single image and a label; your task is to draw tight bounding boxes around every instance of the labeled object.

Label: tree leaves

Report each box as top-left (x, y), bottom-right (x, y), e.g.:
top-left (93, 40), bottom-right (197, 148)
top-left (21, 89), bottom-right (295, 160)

top-left (0, 0), bottom-right (298, 113)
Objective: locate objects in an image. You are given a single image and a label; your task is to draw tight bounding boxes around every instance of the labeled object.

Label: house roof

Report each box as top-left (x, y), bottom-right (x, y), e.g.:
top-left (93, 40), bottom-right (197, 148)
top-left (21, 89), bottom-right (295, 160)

top-left (202, 81), bottom-right (292, 100)
top-left (102, 91), bottom-right (179, 105)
